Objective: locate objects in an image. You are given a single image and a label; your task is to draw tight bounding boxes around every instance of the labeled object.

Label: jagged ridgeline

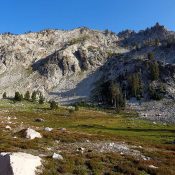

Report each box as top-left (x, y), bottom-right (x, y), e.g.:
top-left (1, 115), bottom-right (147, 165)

top-left (1, 23), bottom-right (175, 104)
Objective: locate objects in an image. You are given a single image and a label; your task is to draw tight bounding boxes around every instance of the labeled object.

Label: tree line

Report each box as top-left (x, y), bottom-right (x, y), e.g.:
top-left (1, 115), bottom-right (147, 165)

top-left (92, 52), bottom-right (165, 110)
top-left (2, 91), bottom-right (61, 110)
top-left (2, 90), bottom-right (45, 104)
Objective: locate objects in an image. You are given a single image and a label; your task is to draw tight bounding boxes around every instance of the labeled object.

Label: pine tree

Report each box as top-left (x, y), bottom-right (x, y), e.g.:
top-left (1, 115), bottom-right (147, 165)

top-left (155, 38), bottom-right (160, 46)
top-left (150, 61), bottom-right (159, 80)
top-left (31, 91), bottom-right (37, 102)
top-left (50, 101), bottom-right (58, 110)
top-left (109, 82), bottom-right (124, 110)
top-left (128, 73), bottom-right (142, 97)
top-left (110, 82), bottom-right (120, 108)
top-left (14, 92), bottom-right (23, 101)
top-left (39, 94), bottom-right (45, 104)
top-left (24, 91), bottom-right (30, 101)
top-left (2, 92), bottom-right (7, 99)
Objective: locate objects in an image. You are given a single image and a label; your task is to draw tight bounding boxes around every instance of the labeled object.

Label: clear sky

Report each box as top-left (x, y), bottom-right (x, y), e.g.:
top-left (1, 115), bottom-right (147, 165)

top-left (1, 0), bottom-right (175, 34)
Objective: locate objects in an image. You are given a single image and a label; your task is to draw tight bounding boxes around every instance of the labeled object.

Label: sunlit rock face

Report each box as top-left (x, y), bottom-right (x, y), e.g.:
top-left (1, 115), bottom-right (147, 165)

top-left (0, 24), bottom-right (175, 103)
top-left (0, 27), bottom-right (126, 102)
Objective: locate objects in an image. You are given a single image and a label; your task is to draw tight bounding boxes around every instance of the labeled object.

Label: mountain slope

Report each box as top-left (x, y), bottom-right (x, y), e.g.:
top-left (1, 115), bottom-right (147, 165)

top-left (0, 24), bottom-right (175, 103)
top-left (0, 28), bottom-right (127, 102)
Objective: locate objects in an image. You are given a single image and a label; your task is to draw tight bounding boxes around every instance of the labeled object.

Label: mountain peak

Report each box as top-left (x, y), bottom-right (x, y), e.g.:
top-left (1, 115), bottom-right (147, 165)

top-left (149, 22), bottom-right (167, 32)
top-left (118, 29), bottom-right (136, 39)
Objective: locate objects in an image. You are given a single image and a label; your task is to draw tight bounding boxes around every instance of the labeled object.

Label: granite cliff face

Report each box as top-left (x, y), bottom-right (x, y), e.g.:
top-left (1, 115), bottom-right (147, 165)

top-left (0, 27), bottom-right (126, 102)
top-left (1, 24), bottom-right (175, 103)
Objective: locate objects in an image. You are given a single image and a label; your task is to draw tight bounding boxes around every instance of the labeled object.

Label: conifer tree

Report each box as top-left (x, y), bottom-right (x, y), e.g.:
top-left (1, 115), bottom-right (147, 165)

top-left (14, 92), bottom-right (23, 101)
top-left (50, 101), bottom-right (58, 110)
top-left (2, 92), bottom-right (7, 99)
top-left (150, 61), bottom-right (159, 80)
top-left (148, 52), bottom-right (154, 60)
top-left (24, 91), bottom-right (30, 101)
top-left (39, 94), bottom-right (45, 104)
top-left (31, 91), bottom-right (37, 102)
top-left (109, 82), bottom-right (124, 110)
top-left (128, 73), bottom-right (142, 97)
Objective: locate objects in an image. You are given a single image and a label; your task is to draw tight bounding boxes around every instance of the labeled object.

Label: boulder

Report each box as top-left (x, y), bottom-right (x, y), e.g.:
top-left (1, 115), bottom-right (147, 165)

top-left (25, 128), bottom-right (42, 140)
top-left (0, 152), bottom-right (42, 175)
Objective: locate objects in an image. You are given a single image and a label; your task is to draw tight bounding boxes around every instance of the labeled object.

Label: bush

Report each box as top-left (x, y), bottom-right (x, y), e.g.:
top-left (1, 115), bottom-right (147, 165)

top-left (149, 84), bottom-right (166, 100)
top-left (75, 105), bottom-right (79, 111)
top-left (2, 92), bottom-right (7, 99)
top-left (73, 166), bottom-right (88, 175)
top-left (69, 109), bottom-right (74, 114)
top-left (148, 52), bottom-right (154, 60)
top-left (49, 101), bottom-right (58, 110)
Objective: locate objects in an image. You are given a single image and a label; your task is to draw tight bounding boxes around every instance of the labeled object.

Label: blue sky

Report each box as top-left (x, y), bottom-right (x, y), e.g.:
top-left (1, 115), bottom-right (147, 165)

top-left (1, 0), bottom-right (175, 34)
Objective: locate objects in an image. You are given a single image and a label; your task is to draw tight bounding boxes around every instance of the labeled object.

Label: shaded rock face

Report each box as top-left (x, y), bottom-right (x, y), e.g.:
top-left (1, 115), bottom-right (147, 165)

top-left (0, 154), bottom-right (13, 175)
top-left (32, 43), bottom-right (109, 77)
top-left (119, 23), bottom-right (175, 48)
top-left (118, 29), bottom-right (136, 40)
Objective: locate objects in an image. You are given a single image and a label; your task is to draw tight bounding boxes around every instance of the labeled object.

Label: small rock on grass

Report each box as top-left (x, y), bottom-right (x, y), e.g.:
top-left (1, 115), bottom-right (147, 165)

top-left (52, 153), bottom-right (63, 160)
top-left (25, 128), bottom-right (42, 140)
top-left (47, 148), bottom-right (52, 151)
top-left (35, 118), bottom-right (44, 122)
top-left (60, 128), bottom-right (66, 132)
top-left (77, 147), bottom-right (85, 154)
top-left (44, 127), bottom-right (53, 132)
top-left (55, 140), bottom-right (60, 144)
top-left (5, 125), bottom-right (12, 130)
top-left (149, 165), bottom-right (158, 169)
